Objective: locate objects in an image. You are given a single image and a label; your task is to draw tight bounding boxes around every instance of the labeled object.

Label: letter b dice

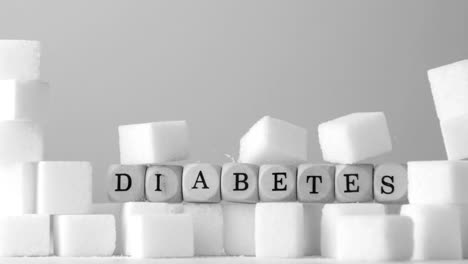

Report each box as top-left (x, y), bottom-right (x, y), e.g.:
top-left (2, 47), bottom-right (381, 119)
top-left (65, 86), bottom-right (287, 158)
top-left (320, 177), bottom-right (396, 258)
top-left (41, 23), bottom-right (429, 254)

top-left (221, 163), bottom-right (259, 203)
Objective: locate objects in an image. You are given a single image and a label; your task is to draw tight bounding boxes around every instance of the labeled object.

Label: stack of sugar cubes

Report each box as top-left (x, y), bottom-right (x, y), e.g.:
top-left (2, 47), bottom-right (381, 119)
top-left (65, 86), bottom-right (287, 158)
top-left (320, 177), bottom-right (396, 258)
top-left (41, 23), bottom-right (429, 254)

top-left (317, 112), bottom-right (413, 261)
top-left (0, 40), bottom-right (115, 258)
top-left (106, 114), bottom-right (412, 260)
top-left (400, 59), bottom-right (468, 261)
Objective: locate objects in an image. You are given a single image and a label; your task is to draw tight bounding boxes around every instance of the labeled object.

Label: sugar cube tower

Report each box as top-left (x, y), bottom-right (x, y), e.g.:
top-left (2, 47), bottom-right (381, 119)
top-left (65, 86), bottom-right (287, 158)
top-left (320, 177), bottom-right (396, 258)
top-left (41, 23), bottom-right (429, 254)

top-left (0, 39), bottom-right (467, 262)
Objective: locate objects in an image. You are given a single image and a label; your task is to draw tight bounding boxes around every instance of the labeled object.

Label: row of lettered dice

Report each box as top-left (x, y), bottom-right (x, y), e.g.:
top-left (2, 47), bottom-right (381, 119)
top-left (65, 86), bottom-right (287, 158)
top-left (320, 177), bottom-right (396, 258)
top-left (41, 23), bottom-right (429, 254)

top-left (107, 163), bottom-right (407, 203)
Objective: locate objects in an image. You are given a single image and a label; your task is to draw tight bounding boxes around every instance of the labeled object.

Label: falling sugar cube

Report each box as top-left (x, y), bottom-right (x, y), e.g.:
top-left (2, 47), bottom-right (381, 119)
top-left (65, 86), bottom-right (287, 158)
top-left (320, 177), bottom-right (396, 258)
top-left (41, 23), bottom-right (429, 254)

top-left (118, 121), bottom-right (189, 165)
top-left (37, 161), bottom-right (92, 214)
top-left (427, 59), bottom-right (468, 121)
top-left (321, 203), bottom-right (386, 258)
top-left (238, 116), bottom-right (307, 165)
top-left (0, 162), bottom-right (36, 215)
top-left (0, 40), bottom-right (40, 80)
top-left (335, 215), bottom-right (413, 261)
top-left (121, 202), bottom-right (184, 255)
top-left (0, 80), bottom-right (49, 122)
top-left (127, 214), bottom-right (194, 258)
top-left (255, 203), bottom-right (304, 258)
top-left (0, 121), bottom-right (43, 162)
top-left (53, 215), bottom-right (116, 257)
top-left (0, 215), bottom-right (49, 257)
top-left (318, 112), bottom-right (392, 164)
top-left (223, 203), bottom-right (255, 256)
top-left (408, 161), bottom-right (468, 204)
top-left (184, 203), bottom-right (224, 256)
top-left (401, 204), bottom-right (462, 260)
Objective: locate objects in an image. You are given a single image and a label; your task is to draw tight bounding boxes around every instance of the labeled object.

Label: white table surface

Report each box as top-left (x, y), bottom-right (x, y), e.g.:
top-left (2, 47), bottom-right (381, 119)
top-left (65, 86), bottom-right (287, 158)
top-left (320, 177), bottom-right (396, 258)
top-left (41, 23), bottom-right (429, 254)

top-left (0, 257), bottom-right (465, 264)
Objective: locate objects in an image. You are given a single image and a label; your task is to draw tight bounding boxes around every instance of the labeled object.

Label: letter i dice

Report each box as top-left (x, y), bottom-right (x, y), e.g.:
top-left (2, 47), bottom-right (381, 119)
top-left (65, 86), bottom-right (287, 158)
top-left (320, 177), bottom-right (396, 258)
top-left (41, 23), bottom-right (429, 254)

top-left (335, 164), bottom-right (373, 202)
top-left (107, 165), bottom-right (146, 202)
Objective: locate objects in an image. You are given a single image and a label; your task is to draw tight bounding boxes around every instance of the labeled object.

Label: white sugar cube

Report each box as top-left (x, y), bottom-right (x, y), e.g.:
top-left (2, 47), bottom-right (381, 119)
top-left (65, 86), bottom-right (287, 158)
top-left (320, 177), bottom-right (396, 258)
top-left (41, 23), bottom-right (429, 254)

top-left (223, 203), bottom-right (255, 256)
top-left (318, 112), bottom-right (392, 164)
top-left (0, 121), bottom-right (43, 162)
top-left (37, 161), bottom-right (92, 214)
top-left (119, 121), bottom-right (189, 165)
top-left (428, 60), bottom-right (468, 121)
top-left (238, 116), bottom-right (307, 165)
top-left (440, 115), bottom-right (468, 160)
top-left (456, 205), bottom-right (468, 258)
top-left (184, 203), bottom-right (224, 256)
top-left (122, 202), bottom-right (183, 256)
top-left (0, 80), bottom-right (49, 122)
top-left (336, 215), bottom-right (413, 261)
top-left (128, 214), bottom-right (194, 258)
top-left (255, 203), bottom-right (304, 258)
top-left (303, 203), bottom-right (323, 256)
top-left (408, 161), bottom-right (468, 204)
top-left (91, 203), bottom-right (122, 255)
top-left (0, 162), bottom-right (36, 215)
top-left (53, 215), bottom-right (115, 257)
top-left (0, 40), bottom-right (40, 80)
top-left (321, 203), bottom-right (386, 258)
top-left (0, 215), bottom-right (49, 256)
top-left (401, 205), bottom-right (462, 260)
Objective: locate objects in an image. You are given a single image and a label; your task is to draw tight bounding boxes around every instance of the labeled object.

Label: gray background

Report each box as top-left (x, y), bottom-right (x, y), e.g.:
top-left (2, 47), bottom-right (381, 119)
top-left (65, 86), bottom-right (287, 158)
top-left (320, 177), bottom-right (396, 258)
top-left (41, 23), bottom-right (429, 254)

top-left (0, 0), bottom-right (466, 202)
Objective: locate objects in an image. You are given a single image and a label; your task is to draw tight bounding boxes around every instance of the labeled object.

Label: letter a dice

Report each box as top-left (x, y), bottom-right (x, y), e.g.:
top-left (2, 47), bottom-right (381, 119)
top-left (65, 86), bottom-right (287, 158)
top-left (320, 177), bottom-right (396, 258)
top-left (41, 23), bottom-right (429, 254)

top-left (182, 163), bottom-right (221, 203)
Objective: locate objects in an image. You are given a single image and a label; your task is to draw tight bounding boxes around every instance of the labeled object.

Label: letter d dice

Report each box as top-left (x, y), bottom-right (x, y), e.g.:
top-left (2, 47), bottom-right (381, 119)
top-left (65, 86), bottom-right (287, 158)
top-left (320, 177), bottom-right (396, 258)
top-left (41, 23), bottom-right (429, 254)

top-left (107, 164), bottom-right (146, 202)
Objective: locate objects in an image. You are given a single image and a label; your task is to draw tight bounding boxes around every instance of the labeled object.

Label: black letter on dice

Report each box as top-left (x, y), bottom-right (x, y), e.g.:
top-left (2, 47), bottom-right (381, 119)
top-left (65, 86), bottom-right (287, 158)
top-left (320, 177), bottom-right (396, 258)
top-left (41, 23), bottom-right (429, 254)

top-left (306, 175), bottom-right (322, 194)
top-left (381, 175), bottom-right (395, 194)
top-left (272, 172), bottom-right (287, 191)
top-left (192, 171), bottom-right (209, 189)
top-left (115, 173), bottom-right (132, 192)
top-left (233, 172), bottom-right (249, 191)
top-left (343, 174), bottom-right (359, 193)
top-left (154, 173), bottom-right (163, 191)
